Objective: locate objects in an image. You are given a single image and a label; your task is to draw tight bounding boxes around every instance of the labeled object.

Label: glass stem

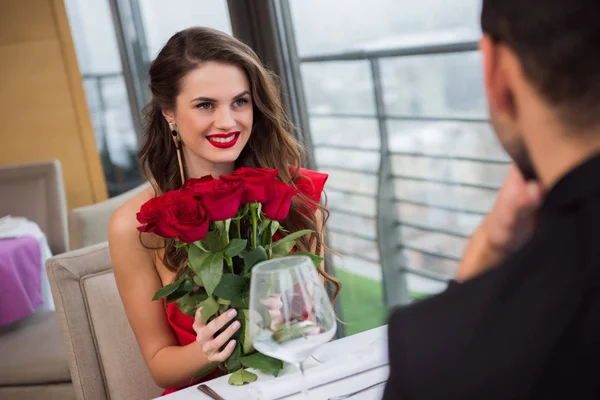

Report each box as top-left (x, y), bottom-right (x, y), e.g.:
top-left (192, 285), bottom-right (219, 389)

top-left (295, 362), bottom-right (311, 399)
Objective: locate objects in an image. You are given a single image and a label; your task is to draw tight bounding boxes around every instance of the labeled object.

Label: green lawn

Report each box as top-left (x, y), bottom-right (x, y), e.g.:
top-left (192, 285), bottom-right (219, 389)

top-left (335, 268), bottom-right (433, 336)
top-left (335, 268), bottom-right (388, 336)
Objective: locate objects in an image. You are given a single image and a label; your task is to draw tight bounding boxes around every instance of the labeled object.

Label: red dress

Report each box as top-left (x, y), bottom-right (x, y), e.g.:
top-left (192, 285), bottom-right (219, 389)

top-left (162, 168), bottom-right (327, 395)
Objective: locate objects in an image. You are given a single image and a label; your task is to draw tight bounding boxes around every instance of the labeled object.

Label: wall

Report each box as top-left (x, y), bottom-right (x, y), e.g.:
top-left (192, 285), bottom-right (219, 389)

top-left (0, 0), bottom-right (107, 209)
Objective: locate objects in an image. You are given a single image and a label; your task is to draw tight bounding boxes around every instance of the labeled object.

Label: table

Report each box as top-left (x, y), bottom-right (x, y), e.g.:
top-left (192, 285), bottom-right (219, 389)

top-left (0, 236), bottom-right (44, 327)
top-left (159, 326), bottom-right (389, 400)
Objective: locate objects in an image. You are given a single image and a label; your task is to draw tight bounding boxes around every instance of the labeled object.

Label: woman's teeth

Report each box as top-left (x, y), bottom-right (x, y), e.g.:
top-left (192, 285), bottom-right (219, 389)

top-left (208, 136), bottom-right (235, 143)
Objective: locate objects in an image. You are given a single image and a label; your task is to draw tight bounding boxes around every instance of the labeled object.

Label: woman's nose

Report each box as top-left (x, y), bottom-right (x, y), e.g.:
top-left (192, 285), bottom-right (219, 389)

top-left (214, 107), bottom-right (236, 131)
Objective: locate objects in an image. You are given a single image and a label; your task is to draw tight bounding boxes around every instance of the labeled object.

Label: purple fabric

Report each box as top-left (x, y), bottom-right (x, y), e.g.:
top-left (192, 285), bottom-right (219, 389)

top-left (0, 236), bottom-right (42, 327)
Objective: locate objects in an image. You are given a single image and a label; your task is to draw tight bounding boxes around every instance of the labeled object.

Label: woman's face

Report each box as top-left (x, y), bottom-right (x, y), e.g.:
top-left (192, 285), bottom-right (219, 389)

top-left (164, 62), bottom-right (253, 172)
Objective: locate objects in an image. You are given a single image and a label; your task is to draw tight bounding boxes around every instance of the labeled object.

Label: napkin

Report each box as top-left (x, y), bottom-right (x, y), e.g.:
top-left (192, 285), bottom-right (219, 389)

top-left (247, 338), bottom-right (388, 400)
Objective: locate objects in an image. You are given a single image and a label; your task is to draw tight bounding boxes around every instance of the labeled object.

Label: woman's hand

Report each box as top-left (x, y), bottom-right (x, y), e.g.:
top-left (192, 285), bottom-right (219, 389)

top-left (457, 164), bottom-right (543, 281)
top-left (193, 307), bottom-right (240, 363)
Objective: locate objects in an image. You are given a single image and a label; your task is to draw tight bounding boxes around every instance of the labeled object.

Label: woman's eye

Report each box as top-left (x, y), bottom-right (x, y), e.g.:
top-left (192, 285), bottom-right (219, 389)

top-left (234, 98), bottom-right (248, 107)
top-left (196, 102), bottom-right (212, 110)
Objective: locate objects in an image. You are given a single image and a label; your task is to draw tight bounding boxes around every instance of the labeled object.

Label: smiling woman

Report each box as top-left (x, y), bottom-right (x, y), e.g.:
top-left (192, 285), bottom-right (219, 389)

top-left (107, 27), bottom-right (340, 395)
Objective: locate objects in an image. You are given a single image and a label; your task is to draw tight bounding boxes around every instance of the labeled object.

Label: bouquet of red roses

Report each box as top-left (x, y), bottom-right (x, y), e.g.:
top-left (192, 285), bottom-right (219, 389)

top-left (136, 168), bottom-right (322, 385)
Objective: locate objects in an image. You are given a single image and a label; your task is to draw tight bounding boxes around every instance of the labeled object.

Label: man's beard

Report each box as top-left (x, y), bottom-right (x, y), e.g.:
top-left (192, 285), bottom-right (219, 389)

top-left (513, 146), bottom-right (538, 181)
top-left (489, 113), bottom-right (539, 181)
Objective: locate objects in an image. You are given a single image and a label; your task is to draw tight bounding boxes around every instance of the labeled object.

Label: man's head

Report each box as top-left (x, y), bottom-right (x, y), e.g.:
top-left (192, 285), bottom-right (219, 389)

top-left (480, 0), bottom-right (600, 180)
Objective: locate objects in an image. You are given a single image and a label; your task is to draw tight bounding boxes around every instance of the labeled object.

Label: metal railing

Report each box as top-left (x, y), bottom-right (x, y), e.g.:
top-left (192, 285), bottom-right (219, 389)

top-left (299, 40), bottom-right (509, 305)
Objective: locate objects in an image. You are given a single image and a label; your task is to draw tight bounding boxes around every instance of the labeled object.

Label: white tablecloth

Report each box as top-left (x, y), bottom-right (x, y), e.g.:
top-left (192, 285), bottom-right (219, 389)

top-left (159, 326), bottom-right (389, 400)
top-left (0, 216), bottom-right (54, 311)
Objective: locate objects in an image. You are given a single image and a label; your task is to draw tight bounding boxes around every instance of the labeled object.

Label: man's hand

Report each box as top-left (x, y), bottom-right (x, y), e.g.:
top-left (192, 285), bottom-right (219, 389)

top-left (457, 164), bottom-right (543, 281)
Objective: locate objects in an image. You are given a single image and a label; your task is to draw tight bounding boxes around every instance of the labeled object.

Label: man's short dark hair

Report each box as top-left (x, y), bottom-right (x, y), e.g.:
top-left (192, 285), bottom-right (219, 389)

top-left (481, 0), bottom-right (600, 130)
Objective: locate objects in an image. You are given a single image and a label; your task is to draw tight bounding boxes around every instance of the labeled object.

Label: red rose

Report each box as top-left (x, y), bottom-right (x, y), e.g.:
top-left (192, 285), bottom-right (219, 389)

top-left (137, 196), bottom-right (170, 236)
top-left (187, 179), bottom-right (244, 221)
top-left (263, 180), bottom-right (299, 221)
top-left (221, 167), bottom-right (279, 204)
top-left (182, 175), bottom-right (214, 193)
top-left (137, 190), bottom-right (209, 242)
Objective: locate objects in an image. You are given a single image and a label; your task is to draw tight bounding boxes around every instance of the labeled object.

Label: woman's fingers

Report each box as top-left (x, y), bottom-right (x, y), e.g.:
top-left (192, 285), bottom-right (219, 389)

top-left (195, 308), bottom-right (238, 346)
top-left (208, 339), bottom-right (237, 362)
top-left (204, 318), bottom-right (241, 360)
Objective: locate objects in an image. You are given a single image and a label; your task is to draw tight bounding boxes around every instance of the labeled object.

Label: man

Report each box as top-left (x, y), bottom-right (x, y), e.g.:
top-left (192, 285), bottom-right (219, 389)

top-left (384, 0), bottom-right (600, 398)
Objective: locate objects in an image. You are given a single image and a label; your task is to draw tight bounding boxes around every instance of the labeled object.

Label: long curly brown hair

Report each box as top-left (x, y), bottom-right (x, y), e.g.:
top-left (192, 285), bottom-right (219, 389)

top-left (138, 27), bottom-right (340, 301)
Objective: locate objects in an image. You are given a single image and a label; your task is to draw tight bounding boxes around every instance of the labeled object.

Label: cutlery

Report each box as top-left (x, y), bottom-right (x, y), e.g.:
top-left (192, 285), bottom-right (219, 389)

top-left (327, 380), bottom-right (386, 400)
top-left (197, 384), bottom-right (226, 400)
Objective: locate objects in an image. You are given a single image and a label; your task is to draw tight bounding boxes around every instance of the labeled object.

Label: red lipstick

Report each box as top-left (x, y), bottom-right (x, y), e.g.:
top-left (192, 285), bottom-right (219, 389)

top-left (206, 131), bottom-right (240, 149)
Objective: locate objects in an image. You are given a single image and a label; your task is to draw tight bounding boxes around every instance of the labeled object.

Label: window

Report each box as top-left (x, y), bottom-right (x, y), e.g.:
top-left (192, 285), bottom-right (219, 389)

top-left (65, 0), bottom-right (232, 197)
top-left (65, 0), bottom-right (142, 197)
top-left (287, 0), bottom-right (508, 335)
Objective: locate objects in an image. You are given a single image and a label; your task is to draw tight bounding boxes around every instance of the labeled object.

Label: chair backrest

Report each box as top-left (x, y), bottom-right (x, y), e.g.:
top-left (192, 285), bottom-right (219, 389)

top-left (68, 182), bottom-right (150, 250)
top-left (47, 242), bottom-right (162, 400)
top-left (0, 160), bottom-right (69, 254)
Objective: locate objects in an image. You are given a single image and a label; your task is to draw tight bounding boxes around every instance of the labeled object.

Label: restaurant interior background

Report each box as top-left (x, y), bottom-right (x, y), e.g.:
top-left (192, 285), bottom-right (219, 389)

top-left (1, 0), bottom-right (507, 342)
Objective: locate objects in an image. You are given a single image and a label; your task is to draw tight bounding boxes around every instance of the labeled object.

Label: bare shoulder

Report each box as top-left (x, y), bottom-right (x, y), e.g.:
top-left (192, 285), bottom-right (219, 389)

top-left (110, 186), bottom-right (155, 237)
top-left (109, 186), bottom-right (159, 267)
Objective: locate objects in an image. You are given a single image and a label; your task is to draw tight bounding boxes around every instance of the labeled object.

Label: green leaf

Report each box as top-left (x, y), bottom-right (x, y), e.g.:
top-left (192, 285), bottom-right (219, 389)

top-left (242, 246), bottom-right (268, 275)
top-left (240, 309), bottom-right (254, 354)
top-left (271, 321), bottom-right (318, 344)
top-left (224, 239), bottom-right (247, 258)
top-left (228, 368), bottom-right (257, 386)
top-left (152, 278), bottom-right (184, 301)
top-left (289, 251), bottom-right (324, 268)
top-left (258, 218), bottom-right (272, 235)
top-left (196, 231), bottom-right (223, 252)
top-left (225, 343), bottom-right (242, 372)
top-left (230, 289), bottom-right (250, 309)
top-left (165, 290), bottom-right (187, 305)
top-left (201, 253), bottom-right (224, 296)
top-left (180, 275), bottom-right (196, 292)
top-left (214, 220), bottom-right (226, 233)
top-left (240, 352), bottom-right (284, 377)
top-left (217, 297), bottom-right (232, 305)
top-left (175, 291), bottom-right (209, 316)
top-left (270, 229), bottom-right (314, 257)
top-left (270, 221), bottom-right (280, 238)
top-left (164, 275), bottom-right (196, 304)
top-left (188, 245), bottom-right (210, 275)
top-left (199, 296), bottom-right (220, 323)
top-left (193, 274), bottom-right (204, 287)
top-left (270, 240), bottom-right (295, 258)
top-left (214, 274), bottom-right (246, 300)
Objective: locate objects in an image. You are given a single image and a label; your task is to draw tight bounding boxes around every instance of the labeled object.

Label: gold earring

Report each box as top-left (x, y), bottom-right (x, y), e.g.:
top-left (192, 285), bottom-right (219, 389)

top-left (169, 122), bottom-right (185, 185)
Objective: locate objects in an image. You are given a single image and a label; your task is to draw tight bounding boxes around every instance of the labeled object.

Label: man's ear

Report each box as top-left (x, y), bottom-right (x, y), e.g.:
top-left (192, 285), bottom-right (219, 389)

top-left (481, 35), bottom-right (518, 123)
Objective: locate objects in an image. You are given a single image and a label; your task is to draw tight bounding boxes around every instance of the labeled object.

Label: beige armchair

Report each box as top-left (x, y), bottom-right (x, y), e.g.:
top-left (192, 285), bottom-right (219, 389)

top-left (47, 242), bottom-right (162, 400)
top-left (0, 159), bottom-right (69, 254)
top-left (68, 182), bottom-right (150, 250)
top-left (0, 160), bottom-right (73, 400)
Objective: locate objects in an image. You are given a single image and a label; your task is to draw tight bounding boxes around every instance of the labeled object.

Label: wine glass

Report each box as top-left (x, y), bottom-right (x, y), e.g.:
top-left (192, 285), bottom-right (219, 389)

top-left (249, 255), bottom-right (337, 398)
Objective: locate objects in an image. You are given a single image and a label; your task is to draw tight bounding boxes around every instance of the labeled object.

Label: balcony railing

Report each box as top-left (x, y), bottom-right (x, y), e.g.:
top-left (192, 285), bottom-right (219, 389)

top-left (299, 40), bottom-right (509, 306)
